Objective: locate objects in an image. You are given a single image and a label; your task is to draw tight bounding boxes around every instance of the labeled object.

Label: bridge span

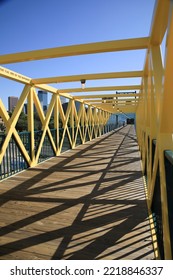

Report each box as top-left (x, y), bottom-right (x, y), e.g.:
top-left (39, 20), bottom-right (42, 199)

top-left (0, 125), bottom-right (155, 260)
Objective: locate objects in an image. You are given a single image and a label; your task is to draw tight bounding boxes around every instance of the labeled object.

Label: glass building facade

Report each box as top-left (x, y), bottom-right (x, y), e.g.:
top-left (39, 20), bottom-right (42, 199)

top-left (38, 91), bottom-right (48, 112)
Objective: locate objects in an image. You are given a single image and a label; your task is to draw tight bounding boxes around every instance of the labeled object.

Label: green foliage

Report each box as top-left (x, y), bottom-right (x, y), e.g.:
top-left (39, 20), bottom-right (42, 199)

top-left (0, 123), bottom-right (5, 132)
top-left (34, 112), bottom-right (42, 131)
top-left (16, 111), bottom-right (28, 132)
top-left (7, 109), bottom-right (73, 132)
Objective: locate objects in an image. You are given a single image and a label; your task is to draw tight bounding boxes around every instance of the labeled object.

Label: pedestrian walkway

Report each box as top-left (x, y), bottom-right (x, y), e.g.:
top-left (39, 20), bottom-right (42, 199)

top-left (0, 125), bottom-right (155, 260)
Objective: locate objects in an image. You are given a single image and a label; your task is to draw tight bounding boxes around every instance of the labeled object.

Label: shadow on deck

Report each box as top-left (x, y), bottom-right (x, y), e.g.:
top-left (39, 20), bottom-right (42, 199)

top-left (0, 125), bottom-right (155, 260)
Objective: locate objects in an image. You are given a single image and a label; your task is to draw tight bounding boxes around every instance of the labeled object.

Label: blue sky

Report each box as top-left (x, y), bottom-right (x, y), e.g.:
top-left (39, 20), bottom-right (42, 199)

top-left (0, 0), bottom-right (156, 109)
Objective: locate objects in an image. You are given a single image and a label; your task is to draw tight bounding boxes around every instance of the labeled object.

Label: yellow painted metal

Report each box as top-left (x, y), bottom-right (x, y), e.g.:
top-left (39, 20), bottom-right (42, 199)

top-left (32, 71), bottom-right (143, 84)
top-left (159, 144), bottom-right (172, 259)
top-left (135, 0), bottom-right (173, 260)
top-left (54, 95), bottom-right (60, 155)
top-left (58, 99), bottom-right (73, 152)
top-left (36, 95), bottom-right (56, 162)
top-left (158, 2), bottom-right (173, 259)
top-left (74, 93), bottom-right (140, 99)
top-left (70, 99), bottom-right (75, 148)
top-left (58, 85), bottom-right (141, 94)
top-left (143, 0), bottom-right (169, 84)
top-left (150, 46), bottom-right (164, 124)
top-left (160, 4), bottom-right (173, 135)
top-left (85, 98), bottom-right (138, 104)
top-left (0, 66), bottom-right (31, 84)
top-left (33, 89), bottom-right (57, 162)
top-left (0, 85), bottom-right (31, 165)
top-left (63, 100), bottom-right (73, 148)
top-left (0, 0), bottom-right (173, 260)
top-left (36, 83), bottom-right (73, 100)
top-left (0, 37), bottom-right (149, 64)
top-left (150, 0), bottom-right (170, 45)
top-left (27, 88), bottom-right (36, 165)
top-left (74, 102), bottom-right (84, 144)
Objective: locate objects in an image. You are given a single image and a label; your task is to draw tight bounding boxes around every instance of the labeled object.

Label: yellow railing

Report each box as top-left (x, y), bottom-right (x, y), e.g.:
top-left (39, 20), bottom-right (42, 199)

top-left (0, 82), bottom-right (111, 169)
top-left (136, 0), bottom-right (173, 260)
top-left (0, 0), bottom-right (173, 260)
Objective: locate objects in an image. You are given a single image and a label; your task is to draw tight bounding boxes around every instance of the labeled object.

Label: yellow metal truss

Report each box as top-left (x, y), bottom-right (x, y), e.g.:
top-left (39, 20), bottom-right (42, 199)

top-left (0, 0), bottom-right (173, 260)
top-left (136, 0), bottom-right (173, 260)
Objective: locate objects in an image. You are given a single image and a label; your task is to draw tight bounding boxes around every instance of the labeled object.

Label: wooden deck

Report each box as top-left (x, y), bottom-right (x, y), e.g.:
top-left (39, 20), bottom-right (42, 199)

top-left (0, 125), bottom-right (155, 260)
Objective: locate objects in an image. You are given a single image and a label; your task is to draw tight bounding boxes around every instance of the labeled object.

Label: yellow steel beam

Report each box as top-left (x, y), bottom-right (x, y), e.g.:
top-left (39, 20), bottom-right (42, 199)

top-left (35, 83), bottom-right (73, 99)
top-left (94, 103), bottom-right (137, 107)
top-left (160, 1), bottom-right (173, 134)
top-left (151, 46), bottom-right (164, 124)
top-left (74, 93), bottom-right (140, 99)
top-left (143, 0), bottom-right (170, 76)
top-left (0, 37), bottom-right (149, 64)
top-left (0, 66), bottom-right (31, 84)
top-left (32, 70), bottom-right (143, 84)
top-left (54, 95), bottom-right (60, 155)
top-left (33, 90), bottom-right (57, 162)
top-left (97, 105), bottom-right (137, 113)
top-left (0, 86), bottom-right (31, 165)
top-left (84, 98), bottom-right (139, 103)
top-left (59, 85), bottom-right (141, 94)
top-left (0, 65), bottom-right (73, 100)
top-left (27, 88), bottom-right (36, 164)
top-left (88, 102), bottom-right (138, 107)
top-left (150, 0), bottom-right (170, 45)
top-left (34, 94), bottom-right (57, 163)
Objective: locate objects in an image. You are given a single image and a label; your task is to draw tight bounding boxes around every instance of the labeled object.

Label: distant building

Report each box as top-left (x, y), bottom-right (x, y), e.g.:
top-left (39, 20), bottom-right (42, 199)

top-left (35, 91), bottom-right (66, 114)
top-left (38, 90), bottom-right (48, 112)
top-left (62, 101), bottom-right (81, 114)
top-left (8, 96), bottom-right (18, 112)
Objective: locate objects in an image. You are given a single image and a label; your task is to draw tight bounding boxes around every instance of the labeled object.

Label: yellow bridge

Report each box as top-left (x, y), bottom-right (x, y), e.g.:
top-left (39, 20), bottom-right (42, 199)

top-left (0, 0), bottom-right (173, 259)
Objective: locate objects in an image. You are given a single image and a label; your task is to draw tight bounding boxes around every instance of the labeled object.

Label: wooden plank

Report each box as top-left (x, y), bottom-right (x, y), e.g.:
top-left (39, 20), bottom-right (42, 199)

top-left (0, 125), bottom-right (155, 260)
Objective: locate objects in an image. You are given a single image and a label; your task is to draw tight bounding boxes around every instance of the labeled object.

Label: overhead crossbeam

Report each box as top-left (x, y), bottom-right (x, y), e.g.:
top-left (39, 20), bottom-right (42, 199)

top-left (85, 98), bottom-right (138, 103)
top-left (92, 101), bottom-right (138, 105)
top-left (0, 37), bottom-right (149, 64)
top-left (32, 70), bottom-right (143, 85)
top-left (87, 103), bottom-right (138, 107)
top-left (74, 93), bottom-right (140, 99)
top-left (97, 104), bottom-right (138, 113)
top-left (58, 85), bottom-right (141, 94)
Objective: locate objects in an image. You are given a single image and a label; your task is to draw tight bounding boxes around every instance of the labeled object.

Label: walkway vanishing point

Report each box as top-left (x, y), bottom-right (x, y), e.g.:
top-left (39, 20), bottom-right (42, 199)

top-left (0, 125), bottom-right (155, 260)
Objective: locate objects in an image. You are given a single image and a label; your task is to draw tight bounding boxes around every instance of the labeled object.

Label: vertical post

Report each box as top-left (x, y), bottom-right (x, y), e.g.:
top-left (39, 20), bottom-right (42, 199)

top-left (27, 87), bottom-right (36, 166)
top-left (116, 115), bottom-right (118, 127)
top-left (88, 105), bottom-right (91, 138)
top-left (158, 2), bottom-right (173, 259)
top-left (98, 109), bottom-right (101, 136)
top-left (81, 103), bottom-right (85, 144)
top-left (93, 107), bottom-right (97, 138)
top-left (70, 98), bottom-right (75, 148)
top-left (54, 94), bottom-right (60, 155)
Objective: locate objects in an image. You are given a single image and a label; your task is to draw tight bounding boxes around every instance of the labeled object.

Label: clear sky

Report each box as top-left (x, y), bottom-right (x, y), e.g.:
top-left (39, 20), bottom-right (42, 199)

top-left (0, 0), bottom-right (156, 109)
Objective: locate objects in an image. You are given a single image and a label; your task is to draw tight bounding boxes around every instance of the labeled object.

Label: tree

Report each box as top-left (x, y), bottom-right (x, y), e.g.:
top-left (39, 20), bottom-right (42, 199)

top-left (16, 111), bottom-right (28, 132)
top-left (34, 112), bottom-right (42, 131)
top-left (0, 123), bottom-right (5, 132)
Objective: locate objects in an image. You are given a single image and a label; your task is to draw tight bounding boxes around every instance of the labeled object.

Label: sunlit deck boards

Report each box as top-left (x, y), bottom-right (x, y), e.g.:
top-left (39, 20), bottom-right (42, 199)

top-left (0, 125), bottom-right (155, 260)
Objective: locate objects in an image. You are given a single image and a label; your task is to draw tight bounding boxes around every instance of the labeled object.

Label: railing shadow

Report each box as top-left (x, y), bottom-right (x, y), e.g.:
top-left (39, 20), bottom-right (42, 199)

top-left (0, 125), bottom-right (154, 260)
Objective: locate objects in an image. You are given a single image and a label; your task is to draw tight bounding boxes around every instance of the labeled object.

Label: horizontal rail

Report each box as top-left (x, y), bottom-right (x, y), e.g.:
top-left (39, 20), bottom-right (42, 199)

top-left (0, 37), bottom-right (149, 64)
